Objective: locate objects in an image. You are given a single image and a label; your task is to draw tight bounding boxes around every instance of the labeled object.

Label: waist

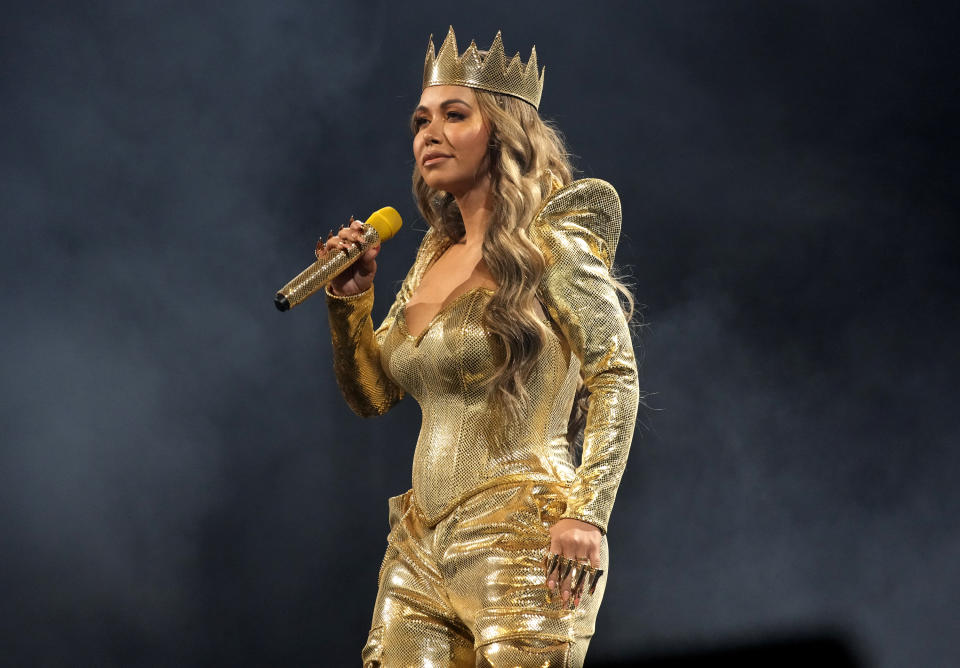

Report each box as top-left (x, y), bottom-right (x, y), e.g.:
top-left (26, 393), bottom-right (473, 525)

top-left (410, 406), bottom-right (575, 525)
top-left (410, 473), bottom-right (571, 527)
top-left (412, 473), bottom-right (570, 527)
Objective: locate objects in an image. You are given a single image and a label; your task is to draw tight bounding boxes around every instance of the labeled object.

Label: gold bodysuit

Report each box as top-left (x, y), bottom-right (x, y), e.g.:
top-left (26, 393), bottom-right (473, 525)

top-left (326, 178), bottom-right (640, 666)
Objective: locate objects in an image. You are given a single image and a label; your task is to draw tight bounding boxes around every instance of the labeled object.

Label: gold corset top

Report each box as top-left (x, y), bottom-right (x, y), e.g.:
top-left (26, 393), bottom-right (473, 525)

top-left (382, 276), bottom-right (580, 525)
top-left (325, 179), bottom-right (640, 532)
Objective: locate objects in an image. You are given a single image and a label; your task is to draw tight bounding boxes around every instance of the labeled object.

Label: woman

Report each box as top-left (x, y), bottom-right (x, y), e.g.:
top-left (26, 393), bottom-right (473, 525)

top-left (323, 27), bottom-right (640, 667)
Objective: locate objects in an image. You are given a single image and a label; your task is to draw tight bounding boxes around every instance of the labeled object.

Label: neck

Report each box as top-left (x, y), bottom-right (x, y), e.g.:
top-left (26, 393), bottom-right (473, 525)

top-left (453, 176), bottom-right (494, 247)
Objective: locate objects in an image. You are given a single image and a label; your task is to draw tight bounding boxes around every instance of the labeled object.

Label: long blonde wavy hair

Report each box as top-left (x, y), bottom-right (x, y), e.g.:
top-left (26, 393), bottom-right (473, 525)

top-left (411, 89), bottom-right (636, 447)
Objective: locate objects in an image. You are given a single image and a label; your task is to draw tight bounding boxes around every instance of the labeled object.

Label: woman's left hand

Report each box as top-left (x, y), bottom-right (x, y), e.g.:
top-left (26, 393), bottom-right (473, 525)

top-left (545, 518), bottom-right (602, 608)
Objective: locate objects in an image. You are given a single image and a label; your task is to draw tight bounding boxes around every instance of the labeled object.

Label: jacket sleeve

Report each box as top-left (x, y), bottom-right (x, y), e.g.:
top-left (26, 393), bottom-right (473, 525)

top-left (532, 179), bottom-right (640, 533)
top-left (323, 229), bottom-right (436, 417)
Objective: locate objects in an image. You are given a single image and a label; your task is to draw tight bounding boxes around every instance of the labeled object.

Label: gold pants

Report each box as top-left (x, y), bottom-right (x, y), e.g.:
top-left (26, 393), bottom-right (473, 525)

top-left (361, 481), bottom-right (609, 667)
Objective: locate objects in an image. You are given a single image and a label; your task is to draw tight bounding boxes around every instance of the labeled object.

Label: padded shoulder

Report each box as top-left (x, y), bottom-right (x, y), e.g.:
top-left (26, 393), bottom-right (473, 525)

top-left (532, 178), bottom-right (623, 268)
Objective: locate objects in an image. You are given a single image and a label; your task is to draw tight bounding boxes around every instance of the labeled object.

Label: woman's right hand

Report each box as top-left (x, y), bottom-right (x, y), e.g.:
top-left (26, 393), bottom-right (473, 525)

top-left (326, 217), bottom-right (381, 296)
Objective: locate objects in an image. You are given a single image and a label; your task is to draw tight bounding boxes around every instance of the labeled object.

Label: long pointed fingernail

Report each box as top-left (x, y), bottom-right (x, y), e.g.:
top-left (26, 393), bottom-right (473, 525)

top-left (573, 568), bottom-right (589, 593)
top-left (545, 554), bottom-right (560, 578)
top-left (588, 569), bottom-right (605, 595)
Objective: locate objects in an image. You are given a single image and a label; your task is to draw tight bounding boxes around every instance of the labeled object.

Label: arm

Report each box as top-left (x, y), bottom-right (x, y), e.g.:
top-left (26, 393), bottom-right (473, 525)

top-left (533, 179), bottom-right (640, 534)
top-left (324, 285), bottom-right (404, 417)
top-left (324, 229), bottom-right (436, 417)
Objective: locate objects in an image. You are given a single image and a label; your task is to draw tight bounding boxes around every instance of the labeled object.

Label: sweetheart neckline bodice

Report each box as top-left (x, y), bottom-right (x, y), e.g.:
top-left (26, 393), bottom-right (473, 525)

top-left (399, 285), bottom-right (495, 342)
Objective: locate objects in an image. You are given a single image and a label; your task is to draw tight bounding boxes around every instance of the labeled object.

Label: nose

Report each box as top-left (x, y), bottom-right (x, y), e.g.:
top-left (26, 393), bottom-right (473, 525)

top-left (421, 120), bottom-right (441, 145)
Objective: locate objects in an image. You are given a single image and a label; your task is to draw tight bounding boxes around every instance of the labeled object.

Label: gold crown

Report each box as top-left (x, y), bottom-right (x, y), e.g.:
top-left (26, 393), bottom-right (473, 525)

top-left (422, 27), bottom-right (545, 109)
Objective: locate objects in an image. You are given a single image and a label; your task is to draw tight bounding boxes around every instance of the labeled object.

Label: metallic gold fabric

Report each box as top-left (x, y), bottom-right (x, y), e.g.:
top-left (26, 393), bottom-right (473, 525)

top-left (325, 285), bottom-right (405, 417)
top-left (529, 179), bottom-right (637, 531)
top-left (423, 27), bottom-right (545, 109)
top-left (536, 178), bottom-right (622, 268)
top-left (327, 177), bottom-right (638, 533)
top-left (326, 178), bottom-right (639, 660)
top-left (361, 481), bottom-right (607, 666)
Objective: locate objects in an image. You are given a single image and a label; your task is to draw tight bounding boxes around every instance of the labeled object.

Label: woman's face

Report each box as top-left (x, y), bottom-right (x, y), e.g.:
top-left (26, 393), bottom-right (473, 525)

top-left (412, 85), bottom-right (491, 198)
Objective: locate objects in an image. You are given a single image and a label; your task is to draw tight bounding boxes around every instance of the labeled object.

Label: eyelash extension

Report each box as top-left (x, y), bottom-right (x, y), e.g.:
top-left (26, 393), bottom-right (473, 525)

top-left (410, 110), bottom-right (466, 134)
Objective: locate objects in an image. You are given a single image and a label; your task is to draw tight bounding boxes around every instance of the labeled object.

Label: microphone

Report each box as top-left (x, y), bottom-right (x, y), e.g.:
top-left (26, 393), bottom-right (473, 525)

top-left (275, 206), bottom-right (402, 312)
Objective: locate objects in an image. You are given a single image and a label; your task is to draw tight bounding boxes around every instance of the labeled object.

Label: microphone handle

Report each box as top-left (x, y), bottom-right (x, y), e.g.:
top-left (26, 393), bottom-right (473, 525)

top-left (275, 224), bottom-right (381, 312)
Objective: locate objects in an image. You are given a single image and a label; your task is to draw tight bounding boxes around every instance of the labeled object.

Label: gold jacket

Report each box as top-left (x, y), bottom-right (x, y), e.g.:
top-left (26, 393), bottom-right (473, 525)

top-left (325, 179), bottom-right (639, 533)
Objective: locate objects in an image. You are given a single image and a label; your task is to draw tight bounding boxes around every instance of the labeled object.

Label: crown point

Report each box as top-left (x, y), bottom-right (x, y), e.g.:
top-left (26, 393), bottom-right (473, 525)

top-left (439, 25), bottom-right (458, 54)
top-left (479, 36), bottom-right (505, 82)
top-left (463, 40), bottom-right (483, 70)
top-left (424, 34), bottom-right (437, 74)
top-left (526, 47), bottom-right (539, 76)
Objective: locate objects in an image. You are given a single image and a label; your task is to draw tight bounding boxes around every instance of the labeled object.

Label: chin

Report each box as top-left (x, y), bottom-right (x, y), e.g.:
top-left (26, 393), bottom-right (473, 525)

top-left (423, 175), bottom-right (461, 195)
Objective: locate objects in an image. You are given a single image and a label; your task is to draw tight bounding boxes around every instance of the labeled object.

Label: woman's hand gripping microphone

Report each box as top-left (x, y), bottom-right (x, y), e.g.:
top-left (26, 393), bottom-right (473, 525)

top-left (326, 216), bottom-right (381, 297)
top-left (274, 207), bottom-right (401, 311)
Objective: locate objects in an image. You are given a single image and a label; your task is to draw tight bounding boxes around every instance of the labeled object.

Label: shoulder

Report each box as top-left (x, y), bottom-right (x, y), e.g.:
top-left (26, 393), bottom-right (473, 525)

top-left (411, 225), bottom-right (446, 268)
top-left (531, 178), bottom-right (622, 269)
top-left (400, 225), bottom-right (450, 291)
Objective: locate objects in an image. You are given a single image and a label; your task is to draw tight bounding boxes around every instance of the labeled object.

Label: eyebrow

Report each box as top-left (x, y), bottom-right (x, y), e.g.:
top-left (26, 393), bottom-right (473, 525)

top-left (413, 98), bottom-right (473, 114)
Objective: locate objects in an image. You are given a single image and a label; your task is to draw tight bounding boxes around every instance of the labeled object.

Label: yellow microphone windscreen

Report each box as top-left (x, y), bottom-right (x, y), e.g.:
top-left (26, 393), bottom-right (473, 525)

top-left (365, 206), bottom-right (402, 242)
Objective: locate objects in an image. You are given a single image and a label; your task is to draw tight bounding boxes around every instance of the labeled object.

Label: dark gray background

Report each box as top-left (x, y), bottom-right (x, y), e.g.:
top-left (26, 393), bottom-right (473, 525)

top-left (2, 1), bottom-right (957, 666)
